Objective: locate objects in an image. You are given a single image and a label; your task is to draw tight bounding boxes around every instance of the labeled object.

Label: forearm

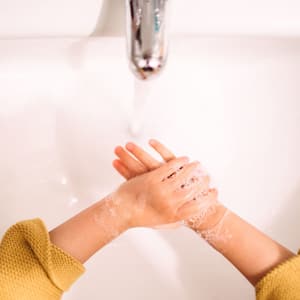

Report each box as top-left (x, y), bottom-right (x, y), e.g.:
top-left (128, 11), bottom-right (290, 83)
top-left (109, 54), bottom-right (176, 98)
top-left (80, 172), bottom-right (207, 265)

top-left (189, 205), bottom-right (295, 285)
top-left (49, 156), bottom-right (199, 265)
top-left (111, 139), bottom-right (297, 287)
top-left (49, 194), bottom-right (129, 264)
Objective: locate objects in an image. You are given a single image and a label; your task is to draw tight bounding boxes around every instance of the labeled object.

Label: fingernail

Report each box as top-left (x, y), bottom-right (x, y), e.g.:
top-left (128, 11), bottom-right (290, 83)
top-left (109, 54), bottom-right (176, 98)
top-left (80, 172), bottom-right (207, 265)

top-left (114, 146), bottom-right (122, 154)
top-left (126, 142), bottom-right (134, 151)
top-left (194, 160), bottom-right (201, 166)
top-left (149, 139), bottom-right (156, 145)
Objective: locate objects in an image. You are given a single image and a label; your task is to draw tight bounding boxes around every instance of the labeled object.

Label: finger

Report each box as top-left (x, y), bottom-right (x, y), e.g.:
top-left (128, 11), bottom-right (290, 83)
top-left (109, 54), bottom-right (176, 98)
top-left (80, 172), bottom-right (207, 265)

top-left (174, 162), bottom-right (210, 190)
top-left (152, 222), bottom-right (183, 230)
top-left (149, 139), bottom-right (176, 162)
top-left (177, 174), bottom-right (210, 194)
top-left (172, 161), bottom-right (201, 186)
top-left (125, 142), bottom-right (161, 170)
top-left (180, 188), bottom-right (219, 217)
top-left (112, 160), bottom-right (132, 180)
top-left (155, 156), bottom-right (189, 181)
top-left (206, 188), bottom-right (218, 200)
top-left (175, 183), bottom-right (207, 210)
top-left (176, 202), bottom-right (203, 221)
top-left (192, 188), bottom-right (219, 206)
top-left (200, 175), bottom-right (211, 191)
top-left (114, 146), bottom-right (147, 175)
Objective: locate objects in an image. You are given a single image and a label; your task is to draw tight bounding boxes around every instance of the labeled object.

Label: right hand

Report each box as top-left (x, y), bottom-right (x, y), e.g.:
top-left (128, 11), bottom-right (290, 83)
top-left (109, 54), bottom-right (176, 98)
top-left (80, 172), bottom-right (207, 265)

top-left (115, 157), bottom-right (206, 229)
top-left (113, 140), bottom-right (221, 231)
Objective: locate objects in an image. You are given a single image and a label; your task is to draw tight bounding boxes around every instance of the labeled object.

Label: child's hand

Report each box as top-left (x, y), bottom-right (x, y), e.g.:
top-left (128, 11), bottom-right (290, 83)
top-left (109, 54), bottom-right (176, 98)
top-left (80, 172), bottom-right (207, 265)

top-left (113, 139), bottom-right (175, 180)
top-left (113, 140), bottom-right (221, 231)
top-left (116, 157), bottom-right (206, 228)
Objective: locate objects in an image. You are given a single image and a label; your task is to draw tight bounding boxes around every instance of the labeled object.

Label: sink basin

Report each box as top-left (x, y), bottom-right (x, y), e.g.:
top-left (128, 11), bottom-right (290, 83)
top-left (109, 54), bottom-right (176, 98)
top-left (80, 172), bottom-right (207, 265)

top-left (0, 36), bottom-right (300, 300)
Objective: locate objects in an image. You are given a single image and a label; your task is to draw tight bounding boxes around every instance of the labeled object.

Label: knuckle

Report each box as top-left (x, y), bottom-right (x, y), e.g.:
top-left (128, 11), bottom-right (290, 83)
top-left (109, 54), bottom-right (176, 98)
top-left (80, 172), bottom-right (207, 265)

top-left (203, 175), bottom-right (210, 184)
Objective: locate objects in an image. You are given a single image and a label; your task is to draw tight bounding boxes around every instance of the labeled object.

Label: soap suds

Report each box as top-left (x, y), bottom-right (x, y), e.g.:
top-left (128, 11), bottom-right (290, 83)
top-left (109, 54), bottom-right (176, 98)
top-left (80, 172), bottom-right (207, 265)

top-left (198, 209), bottom-right (232, 249)
top-left (93, 193), bottom-right (121, 239)
top-left (186, 200), bottom-right (220, 230)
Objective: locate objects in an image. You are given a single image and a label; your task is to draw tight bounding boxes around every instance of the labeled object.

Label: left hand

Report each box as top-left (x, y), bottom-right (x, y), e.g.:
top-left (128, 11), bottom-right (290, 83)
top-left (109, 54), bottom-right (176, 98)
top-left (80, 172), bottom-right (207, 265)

top-left (114, 156), bottom-right (206, 228)
top-left (112, 139), bottom-right (215, 229)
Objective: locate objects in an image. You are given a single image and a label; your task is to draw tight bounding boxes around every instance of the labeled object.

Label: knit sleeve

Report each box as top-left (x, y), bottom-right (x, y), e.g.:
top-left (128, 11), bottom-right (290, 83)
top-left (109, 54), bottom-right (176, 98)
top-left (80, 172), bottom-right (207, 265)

top-left (0, 219), bottom-right (85, 300)
top-left (256, 252), bottom-right (300, 300)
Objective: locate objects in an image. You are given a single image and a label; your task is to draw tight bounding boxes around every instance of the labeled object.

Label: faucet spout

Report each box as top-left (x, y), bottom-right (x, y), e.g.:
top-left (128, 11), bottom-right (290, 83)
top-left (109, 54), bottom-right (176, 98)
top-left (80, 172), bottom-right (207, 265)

top-left (125, 0), bottom-right (169, 80)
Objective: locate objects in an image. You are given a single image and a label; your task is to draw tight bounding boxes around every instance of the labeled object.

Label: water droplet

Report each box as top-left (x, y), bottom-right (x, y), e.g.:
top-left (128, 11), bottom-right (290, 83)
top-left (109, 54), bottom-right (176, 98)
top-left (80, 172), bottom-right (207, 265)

top-left (61, 177), bottom-right (67, 185)
top-left (68, 197), bottom-right (79, 207)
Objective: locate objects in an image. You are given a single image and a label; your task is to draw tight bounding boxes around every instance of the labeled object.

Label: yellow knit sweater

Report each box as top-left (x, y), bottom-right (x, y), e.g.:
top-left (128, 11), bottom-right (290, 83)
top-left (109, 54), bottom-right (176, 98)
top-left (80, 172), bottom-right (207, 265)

top-left (0, 219), bottom-right (299, 299)
top-left (0, 219), bottom-right (85, 299)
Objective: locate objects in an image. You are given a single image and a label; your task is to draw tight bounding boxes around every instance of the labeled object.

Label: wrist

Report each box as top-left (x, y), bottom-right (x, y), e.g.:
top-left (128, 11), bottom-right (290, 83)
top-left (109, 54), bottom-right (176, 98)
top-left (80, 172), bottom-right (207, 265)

top-left (93, 193), bottom-right (132, 237)
top-left (187, 203), bottom-right (228, 233)
top-left (114, 184), bottom-right (146, 229)
top-left (107, 191), bottom-right (134, 232)
top-left (201, 204), bottom-right (228, 231)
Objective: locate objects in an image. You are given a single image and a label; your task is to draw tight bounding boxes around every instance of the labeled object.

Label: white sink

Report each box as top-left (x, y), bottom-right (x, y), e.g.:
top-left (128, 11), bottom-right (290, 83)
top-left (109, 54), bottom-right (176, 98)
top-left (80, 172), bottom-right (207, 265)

top-left (0, 37), bottom-right (300, 300)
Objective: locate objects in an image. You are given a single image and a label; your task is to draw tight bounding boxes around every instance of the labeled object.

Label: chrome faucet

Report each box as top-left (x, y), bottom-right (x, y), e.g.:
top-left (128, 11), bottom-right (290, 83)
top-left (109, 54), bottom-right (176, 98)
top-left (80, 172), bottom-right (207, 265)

top-left (125, 0), bottom-right (169, 80)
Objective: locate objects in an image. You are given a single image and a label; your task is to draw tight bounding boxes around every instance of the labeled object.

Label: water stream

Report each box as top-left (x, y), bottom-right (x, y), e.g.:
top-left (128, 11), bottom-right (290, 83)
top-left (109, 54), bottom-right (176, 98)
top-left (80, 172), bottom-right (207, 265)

top-left (128, 79), bottom-right (155, 137)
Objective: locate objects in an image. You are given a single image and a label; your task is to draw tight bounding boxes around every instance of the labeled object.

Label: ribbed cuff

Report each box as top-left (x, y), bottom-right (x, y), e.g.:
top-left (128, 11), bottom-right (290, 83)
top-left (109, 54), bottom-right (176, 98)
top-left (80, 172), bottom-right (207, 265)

top-left (256, 252), bottom-right (300, 299)
top-left (16, 219), bottom-right (85, 291)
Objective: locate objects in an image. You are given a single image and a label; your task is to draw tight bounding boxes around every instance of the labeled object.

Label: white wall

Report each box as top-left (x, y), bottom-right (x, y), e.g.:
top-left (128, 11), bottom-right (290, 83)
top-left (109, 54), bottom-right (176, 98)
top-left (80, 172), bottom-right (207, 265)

top-left (1, 0), bottom-right (300, 38)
